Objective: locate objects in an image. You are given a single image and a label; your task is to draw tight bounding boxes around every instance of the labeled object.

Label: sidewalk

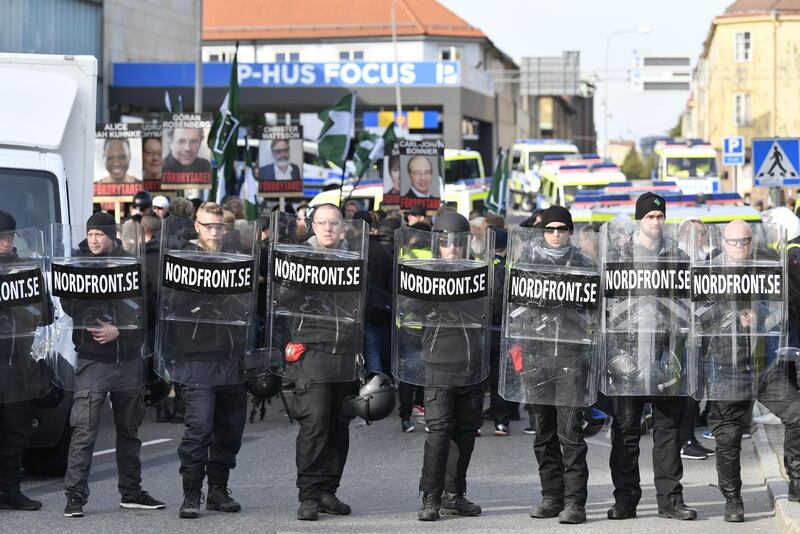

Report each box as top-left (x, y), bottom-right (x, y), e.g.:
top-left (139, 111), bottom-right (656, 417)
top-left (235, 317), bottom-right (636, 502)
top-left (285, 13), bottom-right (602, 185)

top-left (751, 404), bottom-right (800, 533)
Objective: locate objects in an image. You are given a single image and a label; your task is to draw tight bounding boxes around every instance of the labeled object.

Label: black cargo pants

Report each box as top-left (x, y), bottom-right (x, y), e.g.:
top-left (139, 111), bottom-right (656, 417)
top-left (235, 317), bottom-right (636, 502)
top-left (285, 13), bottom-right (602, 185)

top-left (291, 379), bottom-right (358, 501)
top-left (0, 400), bottom-right (34, 493)
top-left (419, 383), bottom-right (483, 496)
top-left (609, 395), bottom-right (684, 508)
top-left (177, 383), bottom-right (247, 490)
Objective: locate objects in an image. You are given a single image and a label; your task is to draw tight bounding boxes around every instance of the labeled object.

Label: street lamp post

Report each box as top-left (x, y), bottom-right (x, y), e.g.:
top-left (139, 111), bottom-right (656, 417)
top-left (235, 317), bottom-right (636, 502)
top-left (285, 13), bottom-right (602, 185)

top-left (391, 0), bottom-right (404, 136)
top-left (604, 26), bottom-right (651, 157)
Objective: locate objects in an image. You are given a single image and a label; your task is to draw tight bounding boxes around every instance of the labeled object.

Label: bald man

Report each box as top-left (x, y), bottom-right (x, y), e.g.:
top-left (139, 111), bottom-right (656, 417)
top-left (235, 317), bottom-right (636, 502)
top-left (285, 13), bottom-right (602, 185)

top-left (704, 220), bottom-right (800, 521)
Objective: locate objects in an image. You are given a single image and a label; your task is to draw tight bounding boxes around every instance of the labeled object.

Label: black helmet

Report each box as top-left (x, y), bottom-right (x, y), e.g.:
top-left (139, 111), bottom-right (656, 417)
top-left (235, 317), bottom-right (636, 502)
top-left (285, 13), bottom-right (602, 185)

top-left (132, 190), bottom-right (153, 209)
top-left (432, 211), bottom-right (470, 233)
top-left (144, 377), bottom-right (172, 407)
top-left (345, 372), bottom-right (396, 423)
top-left (246, 371), bottom-right (282, 401)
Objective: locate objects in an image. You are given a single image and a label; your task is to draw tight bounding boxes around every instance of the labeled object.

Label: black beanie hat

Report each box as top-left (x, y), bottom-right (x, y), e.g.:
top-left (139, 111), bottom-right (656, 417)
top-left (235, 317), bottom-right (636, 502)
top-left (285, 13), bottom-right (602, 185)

top-left (0, 210), bottom-right (16, 233)
top-left (540, 205), bottom-right (573, 232)
top-left (86, 211), bottom-right (116, 241)
top-left (635, 192), bottom-right (667, 220)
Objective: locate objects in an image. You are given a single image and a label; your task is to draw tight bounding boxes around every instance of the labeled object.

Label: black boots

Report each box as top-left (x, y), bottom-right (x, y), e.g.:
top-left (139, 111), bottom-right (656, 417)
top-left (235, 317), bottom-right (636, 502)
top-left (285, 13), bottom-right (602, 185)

top-left (179, 488), bottom-right (202, 519)
top-left (724, 495), bottom-right (744, 522)
top-left (418, 493), bottom-right (441, 521)
top-left (319, 492), bottom-right (351, 515)
top-left (785, 457), bottom-right (800, 502)
top-left (657, 496), bottom-right (697, 520)
top-left (530, 498), bottom-right (564, 518)
top-left (297, 499), bottom-right (319, 521)
top-left (607, 501), bottom-right (637, 520)
top-left (0, 491), bottom-right (41, 511)
top-left (558, 502), bottom-right (586, 524)
top-left (206, 485), bottom-right (241, 513)
top-left (441, 491), bottom-right (481, 516)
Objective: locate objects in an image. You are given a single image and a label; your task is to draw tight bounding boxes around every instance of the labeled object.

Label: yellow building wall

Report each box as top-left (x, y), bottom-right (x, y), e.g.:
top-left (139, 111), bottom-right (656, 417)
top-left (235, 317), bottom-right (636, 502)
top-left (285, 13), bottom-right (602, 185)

top-left (702, 14), bottom-right (800, 151)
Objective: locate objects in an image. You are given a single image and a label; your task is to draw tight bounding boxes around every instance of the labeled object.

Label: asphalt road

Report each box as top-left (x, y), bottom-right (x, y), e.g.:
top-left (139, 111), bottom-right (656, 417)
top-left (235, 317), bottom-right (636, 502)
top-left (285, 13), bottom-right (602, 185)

top-left (4, 392), bottom-right (781, 534)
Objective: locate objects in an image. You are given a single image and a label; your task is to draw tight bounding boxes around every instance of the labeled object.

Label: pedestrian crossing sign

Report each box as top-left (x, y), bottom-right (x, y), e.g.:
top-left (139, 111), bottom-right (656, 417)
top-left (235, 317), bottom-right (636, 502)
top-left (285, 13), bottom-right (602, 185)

top-left (753, 138), bottom-right (800, 187)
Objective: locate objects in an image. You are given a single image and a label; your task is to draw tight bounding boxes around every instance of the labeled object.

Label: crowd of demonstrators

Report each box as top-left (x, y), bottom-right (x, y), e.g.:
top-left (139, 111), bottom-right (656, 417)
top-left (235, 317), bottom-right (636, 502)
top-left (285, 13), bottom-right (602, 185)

top-left (22, 185), bottom-right (800, 525)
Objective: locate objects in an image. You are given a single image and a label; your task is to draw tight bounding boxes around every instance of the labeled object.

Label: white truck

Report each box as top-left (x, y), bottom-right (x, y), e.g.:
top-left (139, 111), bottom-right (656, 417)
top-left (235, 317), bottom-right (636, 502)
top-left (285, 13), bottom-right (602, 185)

top-left (0, 53), bottom-right (96, 474)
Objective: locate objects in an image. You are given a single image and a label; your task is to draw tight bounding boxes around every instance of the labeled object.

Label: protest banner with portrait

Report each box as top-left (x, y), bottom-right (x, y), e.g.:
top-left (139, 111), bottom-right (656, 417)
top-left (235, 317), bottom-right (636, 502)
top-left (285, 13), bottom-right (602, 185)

top-left (382, 142), bottom-right (401, 206)
top-left (161, 113), bottom-right (213, 189)
top-left (141, 121), bottom-right (163, 192)
top-left (258, 125), bottom-right (304, 196)
top-left (93, 123), bottom-right (143, 201)
top-left (398, 139), bottom-right (443, 212)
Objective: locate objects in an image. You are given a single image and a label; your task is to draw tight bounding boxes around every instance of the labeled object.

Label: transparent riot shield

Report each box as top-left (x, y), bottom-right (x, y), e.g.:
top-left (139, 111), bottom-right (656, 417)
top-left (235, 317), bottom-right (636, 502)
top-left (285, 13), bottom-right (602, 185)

top-left (499, 227), bottom-right (600, 407)
top-left (49, 223), bottom-right (147, 392)
top-left (689, 222), bottom-right (787, 401)
top-left (155, 216), bottom-right (260, 387)
top-left (392, 226), bottom-right (493, 387)
top-left (599, 220), bottom-right (693, 397)
top-left (265, 211), bottom-right (367, 383)
top-left (0, 227), bottom-right (53, 404)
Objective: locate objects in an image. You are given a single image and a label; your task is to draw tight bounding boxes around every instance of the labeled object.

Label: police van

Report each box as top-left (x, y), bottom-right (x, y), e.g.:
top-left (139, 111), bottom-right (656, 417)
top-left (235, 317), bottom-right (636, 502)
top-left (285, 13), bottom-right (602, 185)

top-left (0, 53), bottom-right (96, 475)
top-left (653, 139), bottom-right (721, 194)
top-left (537, 157), bottom-right (627, 209)
top-left (509, 139), bottom-right (579, 210)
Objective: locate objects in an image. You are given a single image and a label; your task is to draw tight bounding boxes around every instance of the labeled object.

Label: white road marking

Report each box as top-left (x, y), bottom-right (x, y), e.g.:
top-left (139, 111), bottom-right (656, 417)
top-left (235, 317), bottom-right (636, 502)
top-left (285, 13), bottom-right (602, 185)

top-left (93, 438), bottom-right (172, 457)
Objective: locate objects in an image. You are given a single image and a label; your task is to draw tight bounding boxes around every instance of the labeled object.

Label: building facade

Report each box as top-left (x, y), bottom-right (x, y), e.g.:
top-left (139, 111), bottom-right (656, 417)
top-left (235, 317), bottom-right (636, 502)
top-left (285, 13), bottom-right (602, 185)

top-left (683, 0), bottom-right (800, 162)
top-left (112, 0), bottom-right (530, 169)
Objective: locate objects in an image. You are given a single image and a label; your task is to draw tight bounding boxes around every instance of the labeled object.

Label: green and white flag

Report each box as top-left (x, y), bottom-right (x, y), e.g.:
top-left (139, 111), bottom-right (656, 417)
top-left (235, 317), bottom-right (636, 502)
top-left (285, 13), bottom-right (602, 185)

top-left (354, 123), bottom-right (397, 178)
top-left (208, 49), bottom-right (240, 203)
top-left (485, 148), bottom-right (509, 216)
top-left (240, 139), bottom-right (259, 221)
top-left (317, 92), bottom-right (355, 170)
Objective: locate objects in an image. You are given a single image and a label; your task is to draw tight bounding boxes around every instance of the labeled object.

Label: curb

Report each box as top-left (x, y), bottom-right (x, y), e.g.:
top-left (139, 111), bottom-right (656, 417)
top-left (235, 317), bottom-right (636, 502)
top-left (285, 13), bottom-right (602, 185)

top-left (752, 413), bottom-right (800, 534)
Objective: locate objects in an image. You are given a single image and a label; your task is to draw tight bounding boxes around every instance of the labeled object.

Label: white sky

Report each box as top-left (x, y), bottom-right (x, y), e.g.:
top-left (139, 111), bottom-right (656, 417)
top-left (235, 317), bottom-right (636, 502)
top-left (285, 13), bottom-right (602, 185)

top-left (438, 0), bottom-right (732, 143)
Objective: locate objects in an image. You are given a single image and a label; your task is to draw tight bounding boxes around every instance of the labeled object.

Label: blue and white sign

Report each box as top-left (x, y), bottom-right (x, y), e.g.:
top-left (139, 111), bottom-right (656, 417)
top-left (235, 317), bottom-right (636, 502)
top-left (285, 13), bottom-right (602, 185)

top-left (113, 61), bottom-right (460, 88)
top-left (722, 136), bottom-right (745, 166)
top-left (753, 138), bottom-right (800, 187)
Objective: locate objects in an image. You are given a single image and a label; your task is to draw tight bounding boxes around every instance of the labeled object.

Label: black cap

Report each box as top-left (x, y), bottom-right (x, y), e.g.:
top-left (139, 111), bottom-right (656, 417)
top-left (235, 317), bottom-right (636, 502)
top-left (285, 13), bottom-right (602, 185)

top-left (635, 192), bottom-right (667, 220)
top-left (540, 205), bottom-right (573, 232)
top-left (86, 211), bottom-right (116, 240)
top-left (408, 204), bottom-right (426, 216)
top-left (0, 210), bottom-right (16, 232)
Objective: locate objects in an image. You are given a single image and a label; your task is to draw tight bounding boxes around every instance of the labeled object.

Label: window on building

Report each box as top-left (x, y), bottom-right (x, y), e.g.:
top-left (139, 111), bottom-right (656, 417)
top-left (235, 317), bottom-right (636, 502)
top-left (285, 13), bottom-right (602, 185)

top-left (734, 93), bottom-right (751, 127)
top-left (339, 51), bottom-right (350, 61)
top-left (276, 53), bottom-right (286, 63)
top-left (734, 32), bottom-right (751, 62)
top-left (289, 52), bottom-right (300, 62)
top-left (209, 54), bottom-right (219, 62)
top-left (439, 47), bottom-right (462, 61)
top-left (353, 51), bottom-right (364, 61)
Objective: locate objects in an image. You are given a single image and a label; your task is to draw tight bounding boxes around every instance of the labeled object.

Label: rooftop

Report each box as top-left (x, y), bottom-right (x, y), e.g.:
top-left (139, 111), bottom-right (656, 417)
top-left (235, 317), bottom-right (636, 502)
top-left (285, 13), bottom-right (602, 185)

top-left (203, 0), bottom-right (486, 42)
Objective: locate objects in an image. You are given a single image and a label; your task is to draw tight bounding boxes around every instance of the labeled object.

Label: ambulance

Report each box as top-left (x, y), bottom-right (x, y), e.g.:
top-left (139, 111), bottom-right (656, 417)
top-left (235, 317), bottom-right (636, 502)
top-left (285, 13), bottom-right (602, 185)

top-left (653, 139), bottom-right (721, 194)
top-left (536, 157), bottom-right (627, 209)
top-left (509, 139), bottom-right (579, 210)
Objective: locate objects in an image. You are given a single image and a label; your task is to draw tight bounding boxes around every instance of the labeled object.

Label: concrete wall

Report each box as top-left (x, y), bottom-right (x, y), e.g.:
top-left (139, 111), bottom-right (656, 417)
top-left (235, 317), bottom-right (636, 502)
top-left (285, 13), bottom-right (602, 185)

top-left (104, 0), bottom-right (200, 119)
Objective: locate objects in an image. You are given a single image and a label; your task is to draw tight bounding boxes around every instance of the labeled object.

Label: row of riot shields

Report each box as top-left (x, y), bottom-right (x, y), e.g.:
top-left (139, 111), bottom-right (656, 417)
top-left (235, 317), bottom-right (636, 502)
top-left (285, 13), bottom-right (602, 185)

top-left (5, 214), bottom-right (791, 407)
top-left (497, 220), bottom-right (790, 409)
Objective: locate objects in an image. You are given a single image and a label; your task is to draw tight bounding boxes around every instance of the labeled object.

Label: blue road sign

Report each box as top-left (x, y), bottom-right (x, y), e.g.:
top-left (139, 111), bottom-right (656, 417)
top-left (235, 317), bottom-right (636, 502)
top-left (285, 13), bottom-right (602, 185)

top-left (722, 136), bottom-right (745, 166)
top-left (753, 138), bottom-right (800, 186)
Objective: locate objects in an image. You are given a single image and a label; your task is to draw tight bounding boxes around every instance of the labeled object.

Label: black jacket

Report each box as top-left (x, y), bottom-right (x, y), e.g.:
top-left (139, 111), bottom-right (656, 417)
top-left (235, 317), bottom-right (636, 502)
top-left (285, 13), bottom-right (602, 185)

top-left (163, 242), bottom-right (250, 361)
top-left (61, 239), bottom-right (144, 364)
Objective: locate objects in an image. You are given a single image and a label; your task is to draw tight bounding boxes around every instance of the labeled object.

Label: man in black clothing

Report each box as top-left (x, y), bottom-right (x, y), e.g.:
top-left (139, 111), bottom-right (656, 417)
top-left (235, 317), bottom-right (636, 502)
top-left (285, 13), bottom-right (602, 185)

top-left (0, 211), bottom-right (51, 511)
top-left (280, 203), bottom-right (363, 521)
top-left (61, 212), bottom-right (164, 517)
top-left (411, 212), bottom-right (487, 522)
top-left (163, 203), bottom-right (252, 519)
top-left (520, 206), bottom-right (594, 524)
top-left (605, 193), bottom-right (697, 521)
